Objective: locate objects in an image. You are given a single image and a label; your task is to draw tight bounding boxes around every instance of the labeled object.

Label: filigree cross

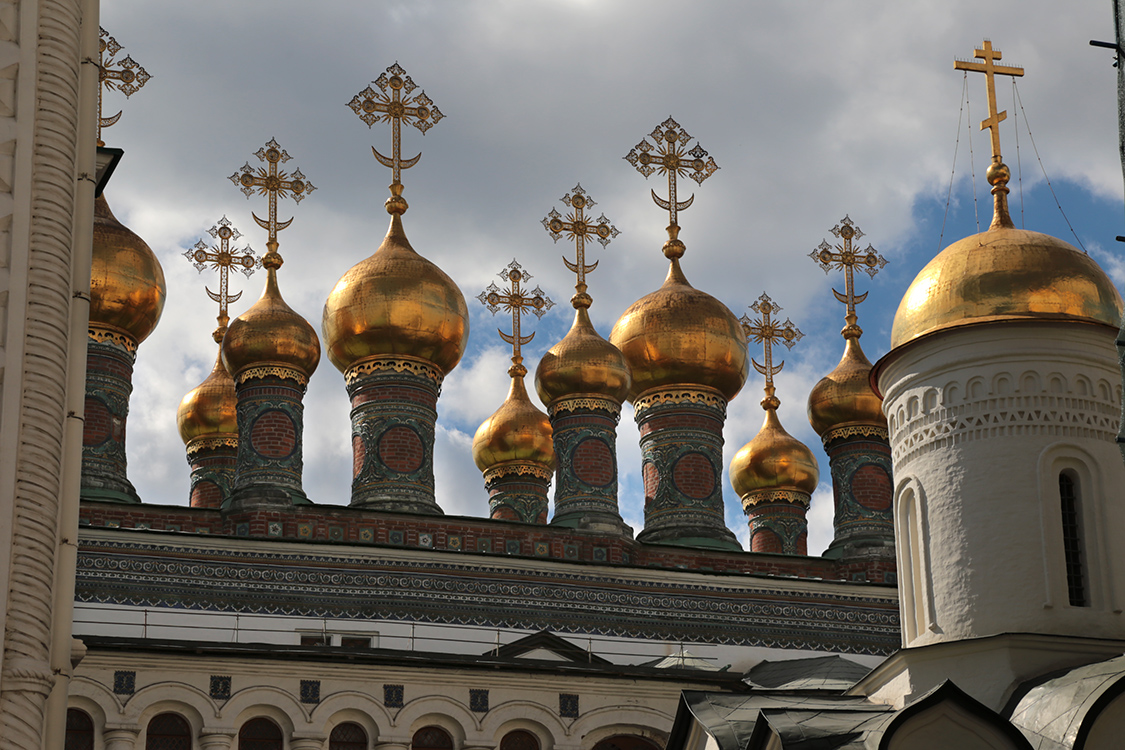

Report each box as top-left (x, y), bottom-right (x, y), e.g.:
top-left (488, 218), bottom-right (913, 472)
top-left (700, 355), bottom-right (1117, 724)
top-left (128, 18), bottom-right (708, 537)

top-left (809, 215), bottom-right (887, 335)
top-left (542, 184), bottom-right (619, 308)
top-left (97, 27), bottom-right (151, 146)
top-left (230, 138), bottom-right (315, 261)
top-left (624, 117), bottom-right (718, 232)
top-left (741, 293), bottom-right (803, 408)
top-left (478, 259), bottom-right (555, 373)
top-left (348, 63), bottom-right (444, 199)
top-left (184, 216), bottom-right (257, 334)
top-left (954, 40), bottom-right (1024, 161)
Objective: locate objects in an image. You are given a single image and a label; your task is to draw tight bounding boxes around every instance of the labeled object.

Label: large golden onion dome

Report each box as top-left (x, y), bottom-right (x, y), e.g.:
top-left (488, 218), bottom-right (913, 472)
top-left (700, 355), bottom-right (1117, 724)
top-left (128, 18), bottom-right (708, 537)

top-left (807, 336), bottom-right (885, 437)
top-left (892, 165), bottom-right (1123, 348)
top-left (609, 257), bottom-right (748, 402)
top-left (473, 371), bottom-right (555, 475)
top-left (90, 194), bottom-right (167, 344)
top-left (535, 307), bottom-right (630, 406)
top-left (222, 266), bottom-right (321, 379)
top-left (322, 212), bottom-right (468, 375)
top-left (177, 333), bottom-right (238, 445)
top-left (730, 407), bottom-right (820, 500)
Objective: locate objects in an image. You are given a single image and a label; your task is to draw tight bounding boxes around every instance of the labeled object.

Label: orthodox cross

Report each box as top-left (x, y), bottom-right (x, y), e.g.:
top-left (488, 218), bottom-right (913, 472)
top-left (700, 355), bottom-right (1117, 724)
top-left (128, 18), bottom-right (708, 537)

top-left (347, 62), bottom-right (444, 202)
top-left (809, 215), bottom-right (887, 335)
top-left (624, 117), bottom-right (718, 231)
top-left (741, 293), bottom-right (803, 408)
top-left (542, 184), bottom-right (619, 308)
top-left (478, 259), bottom-right (555, 374)
top-left (230, 138), bottom-right (315, 261)
top-left (184, 216), bottom-right (257, 335)
top-left (954, 40), bottom-right (1024, 161)
top-left (97, 27), bottom-right (151, 146)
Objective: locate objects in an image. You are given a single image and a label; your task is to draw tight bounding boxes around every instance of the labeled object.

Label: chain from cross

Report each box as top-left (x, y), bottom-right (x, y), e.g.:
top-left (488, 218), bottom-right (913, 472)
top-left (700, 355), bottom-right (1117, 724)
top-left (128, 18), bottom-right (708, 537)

top-left (741, 293), bottom-right (803, 406)
top-left (542, 184), bottom-right (619, 308)
top-left (348, 63), bottom-right (444, 192)
top-left (809, 215), bottom-right (887, 332)
top-left (230, 138), bottom-right (316, 260)
top-left (477, 259), bottom-right (555, 371)
top-left (97, 27), bottom-right (151, 147)
top-left (954, 40), bottom-right (1024, 161)
top-left (184, 216), bottom-right (257, 334)
top-left (624, 117), bottom-right (719, 231)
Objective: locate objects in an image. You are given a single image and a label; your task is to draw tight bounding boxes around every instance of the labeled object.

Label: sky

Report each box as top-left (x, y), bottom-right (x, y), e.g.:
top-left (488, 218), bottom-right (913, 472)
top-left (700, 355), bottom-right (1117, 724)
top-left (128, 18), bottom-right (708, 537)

top-left (99, 0), bottom-right (1125, 555)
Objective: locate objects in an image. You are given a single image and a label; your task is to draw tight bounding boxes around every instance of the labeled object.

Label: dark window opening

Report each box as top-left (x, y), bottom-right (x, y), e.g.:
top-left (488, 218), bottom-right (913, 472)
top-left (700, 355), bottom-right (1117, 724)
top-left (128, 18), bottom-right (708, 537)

top-left (330, 722), bottom-right (368, 750)
top-left (239, 717), bottom-right (282, 750)
top-left (146, 712), bottom-right (192, 750)
top-left (66, 709), bottom-right (94, 750)
top-left (300, 633), bottom-right (331, 646)
top-left (1060, 472), bottom-right (1088, 607)
top-left (340, 636), bottom-right (372, 648)
top-left (499, 730), bottom-right (540, 750)
top-left (412, 726), bottom-right (454, 750)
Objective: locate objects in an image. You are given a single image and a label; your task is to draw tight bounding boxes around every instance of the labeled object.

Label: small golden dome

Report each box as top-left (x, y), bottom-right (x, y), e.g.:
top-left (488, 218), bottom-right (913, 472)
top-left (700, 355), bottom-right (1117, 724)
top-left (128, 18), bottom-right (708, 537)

top-left (177, 338), bottom-right (238, 445)
top-left (535, 307), bottom-right (630, 406)
top-left (807, 336), bottom-right (885, 437)
top-left (473, 372), bottom-right (555, 474)
top-left (892, 225), bottom-right (1123, 349)
top-left (730, 408), bottom-right (819, 499)
top-left (609, 259), bottom-right (748, 402)
top-left (222, 268), bottom-right (321, 379)
top-left (322, 213), bottom-right (469, 375)
top-left (90, 194), bottom-right (167, 343)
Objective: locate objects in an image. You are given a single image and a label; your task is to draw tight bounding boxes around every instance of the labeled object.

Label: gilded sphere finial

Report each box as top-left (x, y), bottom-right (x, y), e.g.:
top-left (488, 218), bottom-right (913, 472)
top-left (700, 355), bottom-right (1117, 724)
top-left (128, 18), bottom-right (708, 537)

top-left (987, 160), bottom-right (1011, 187)
top-left (663, 224), bottom-right (685, 260)
top-left (385, 182), bottom-right (409, 215)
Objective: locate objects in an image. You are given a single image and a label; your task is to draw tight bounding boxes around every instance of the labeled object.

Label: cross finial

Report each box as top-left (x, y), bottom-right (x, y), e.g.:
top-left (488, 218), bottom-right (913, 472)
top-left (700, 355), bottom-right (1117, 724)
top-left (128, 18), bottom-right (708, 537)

top-left (229, 138), bottom-right (316, 266)
top-left (809, 215), bottom-right (887, 339)
top-left (624, 117), bottom-right (718, 260)
top-left (740, 293), bottom-right (803, 411)
top-left (954, 40), bottom-right (1024, 162)
top-left (184, 217), bottom-right (258, 340)
top-left (542, 184), bottom-right (620, 309)
top-left (97, 27), bottom-right (151, 147)
top-left (478, 259), bottom-right (555, 377)
top-left (348, 63), bottom-right (444, 215)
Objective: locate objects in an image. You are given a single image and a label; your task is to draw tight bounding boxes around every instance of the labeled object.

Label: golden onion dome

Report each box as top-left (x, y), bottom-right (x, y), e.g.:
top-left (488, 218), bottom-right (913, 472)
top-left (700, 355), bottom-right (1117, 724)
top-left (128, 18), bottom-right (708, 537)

top-left (322, 213), bottom-right (469, 375)
top-left (90, 194), bottom-right (167, 344)
top-left (807, 336), bottom-right (885, 437)
top-left (892, 166), bottom-right (1123, 349)
top-left (222, 267), bottom-right (321, 379)
top-left (473, 371), bottom-right (555, 474)
top-left (535, 307), bottom-right (630, 406)
top-left (609, 258), bottom-right (748, 402)
top-left (730, 407), bottom-right (820, 499)
top-left (177, 334), bottom-right (238, 445)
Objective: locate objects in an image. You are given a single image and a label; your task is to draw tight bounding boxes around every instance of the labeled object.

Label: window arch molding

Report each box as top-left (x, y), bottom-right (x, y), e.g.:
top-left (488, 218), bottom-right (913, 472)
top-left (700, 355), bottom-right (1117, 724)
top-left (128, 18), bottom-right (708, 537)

top-left (482, 714), bottom-right (558, 750)
top-left (894, 475), bottom-right (935, 645)
top-left (312, 701), bottom-right (385, 750)
top-left (133, 696), bottom-right (206, 747)
top-left (400, 705), bottom-right (470, 748)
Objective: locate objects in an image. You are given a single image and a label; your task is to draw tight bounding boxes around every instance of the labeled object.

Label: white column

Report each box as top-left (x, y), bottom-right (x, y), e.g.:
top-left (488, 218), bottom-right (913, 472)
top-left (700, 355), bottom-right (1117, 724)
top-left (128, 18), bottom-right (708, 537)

top-left (103, 725), bottom-right (140, 750)
top-left (200, 729), bottom-right (237, 750)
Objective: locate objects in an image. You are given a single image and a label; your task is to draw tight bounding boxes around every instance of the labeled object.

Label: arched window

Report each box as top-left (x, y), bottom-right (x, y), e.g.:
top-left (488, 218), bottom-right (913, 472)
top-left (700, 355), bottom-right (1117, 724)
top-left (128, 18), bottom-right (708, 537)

top-left (499, 730), bottom-right (539, 750)
top-left (239, 718), bottom-right (283, 750)
top-left (592, 737), bottom-right (661, 750)
top-left (412, 726), bottom-right (453, 750)
top-left (1060, 472), bottom-right (1088, 607)
top-left (330, 722), bottom-right (368, 750)
top-left (65, 709), bottom-right (94, 750)
top-left (146, 712), bottom-right (191, 750)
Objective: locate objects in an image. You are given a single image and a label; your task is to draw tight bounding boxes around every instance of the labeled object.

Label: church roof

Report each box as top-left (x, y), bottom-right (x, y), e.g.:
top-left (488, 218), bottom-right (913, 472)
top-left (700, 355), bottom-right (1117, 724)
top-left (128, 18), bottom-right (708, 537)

top-left (1008, 654), bottom-right (1125, 750)
top-left (743, 655), bottom-right (872, 692)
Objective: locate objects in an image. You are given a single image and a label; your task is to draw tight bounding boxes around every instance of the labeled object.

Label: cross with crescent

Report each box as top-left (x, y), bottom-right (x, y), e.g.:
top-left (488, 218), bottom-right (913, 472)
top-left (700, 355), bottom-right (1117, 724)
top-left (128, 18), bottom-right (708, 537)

top-left (954, 40), bottom-right (1024, 161)
top-left (348, 62), bottom-right (444, 205)
top-left (809, 215), bottom-right (887, 337)
top-left (478, 259), bottom-right (555, 374)
top-left (741, 293), bottom-right (803, 409)
top-left (184, 216), bottom-right (257, 334)
top-left (542, 184), bottom-right (620, 308)
top-left (229, 138), bottom-right (315, 260)
top-left (97, 27), bottom-right (151, 146)
top-left (624, 117), bottom-right (719, 233)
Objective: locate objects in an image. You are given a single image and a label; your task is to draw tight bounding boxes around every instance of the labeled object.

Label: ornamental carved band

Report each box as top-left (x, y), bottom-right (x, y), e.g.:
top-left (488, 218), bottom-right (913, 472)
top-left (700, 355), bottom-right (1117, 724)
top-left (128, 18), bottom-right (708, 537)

top-left (748, 511), bottom-right (808, 556)
top-left (550, 406), bottom-right (623, 528)
top-left (485, 469), bottom-right (551, 524)
top-left (826, 438), bottom-right (894, 550)
top-left (187, 446), bottom-right (238, 509)
top-left (346, 361), bottom-right (443, 514)
top-left (81, 339), bottom-right (140, 503)
top-left (231, 376), bottom-right (308, 501)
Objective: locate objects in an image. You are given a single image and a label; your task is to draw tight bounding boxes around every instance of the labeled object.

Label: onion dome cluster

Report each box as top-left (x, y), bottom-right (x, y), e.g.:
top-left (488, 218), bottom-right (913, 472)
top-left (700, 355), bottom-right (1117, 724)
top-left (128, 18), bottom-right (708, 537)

top-left (807, 336), bottom-right (885, 439)
top-left (177, 329), bottom-right (238, 446)
top-left (536, 306), bottom-right (630, 406)
top-left (473, 365), bottom-right (555, 478)
top-left (731, 404), bottom-right (820, 501)
top-left (90, 194), bottom-right (167, 344)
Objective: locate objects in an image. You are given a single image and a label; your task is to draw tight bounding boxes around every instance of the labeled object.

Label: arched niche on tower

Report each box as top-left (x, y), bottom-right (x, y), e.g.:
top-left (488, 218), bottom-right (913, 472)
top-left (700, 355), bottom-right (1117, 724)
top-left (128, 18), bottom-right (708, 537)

top-left (894, 475), bottom-right (936, 646)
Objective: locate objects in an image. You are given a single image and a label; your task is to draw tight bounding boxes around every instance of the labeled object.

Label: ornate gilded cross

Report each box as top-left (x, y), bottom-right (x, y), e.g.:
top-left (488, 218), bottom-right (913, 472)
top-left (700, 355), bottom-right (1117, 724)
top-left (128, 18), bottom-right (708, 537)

top-left (542, 184), bottom-right (619, 308)
top-left (348, 62), bottom-right (444, 204)
top-left (809, 215), bottom-right (887, 337)
top-left (97, 27), bottom-right (151, 146)
top-left (741, 293), bottom-right (803, 409)
top-left (954, 40), bottom-right (1023, 161)
top-left (184, 216), bottom-right (257, 334)
top-left (230, 138), bottom-right (315, 261)
top-left (624, 117), bottom-right (718, 232)
top-left (478, 259), bottom-right (555, 374)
